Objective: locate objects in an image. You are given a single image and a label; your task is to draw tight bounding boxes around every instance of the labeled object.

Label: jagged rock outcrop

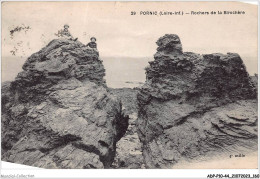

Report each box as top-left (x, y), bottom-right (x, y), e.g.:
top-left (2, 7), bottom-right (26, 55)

top-left (10, 39), bottom-right (105, 103)
top-left (137, 34), bottom-right (258, 168)
top-left (1, 39), bottom-right (129, 169)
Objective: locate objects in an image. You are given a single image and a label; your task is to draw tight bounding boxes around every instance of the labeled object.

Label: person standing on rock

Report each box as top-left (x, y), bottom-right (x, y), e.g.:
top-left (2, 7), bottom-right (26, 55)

top-left (56, 24), bottom-right (78, 41)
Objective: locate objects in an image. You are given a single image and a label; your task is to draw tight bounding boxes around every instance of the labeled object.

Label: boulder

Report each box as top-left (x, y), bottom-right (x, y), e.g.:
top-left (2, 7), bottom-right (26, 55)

top-left (1, 39), bottom-right (129, 169)
top-left (137, 34), bottom-right (258, 168)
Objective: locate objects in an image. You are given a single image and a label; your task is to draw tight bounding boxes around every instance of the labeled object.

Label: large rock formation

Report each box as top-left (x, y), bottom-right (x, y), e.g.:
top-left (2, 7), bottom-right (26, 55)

top-left (9, 39), bottom-right (105, 103)
top-left (2, 35), bottom-right (258, 169)
top-left (1, 39), bottom-right (129, 168)
top-left (137, 34), bottom-right (258, 168)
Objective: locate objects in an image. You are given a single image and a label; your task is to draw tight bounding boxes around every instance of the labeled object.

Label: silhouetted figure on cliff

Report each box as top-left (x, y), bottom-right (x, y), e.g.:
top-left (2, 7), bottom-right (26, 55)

top-left (86, 37), bottom-right (98, 50)
top-left (85, 37), bottom-right (101, 60)
top-left (55, 24), bottom-right (78, 41)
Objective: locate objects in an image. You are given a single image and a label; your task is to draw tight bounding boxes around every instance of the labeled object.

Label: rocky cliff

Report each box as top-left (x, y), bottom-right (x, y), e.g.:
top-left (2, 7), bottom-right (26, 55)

top-left (2, 35), bottom-right (258, 169)
top-left (137, 34), bottom-right (258, 168)
top-left (1, 39), bottom-right (129, 168)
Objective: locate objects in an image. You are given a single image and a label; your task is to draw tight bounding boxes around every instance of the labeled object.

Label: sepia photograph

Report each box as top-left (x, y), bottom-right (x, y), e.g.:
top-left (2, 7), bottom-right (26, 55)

top-left (1, 0), bottom-right (259, 178)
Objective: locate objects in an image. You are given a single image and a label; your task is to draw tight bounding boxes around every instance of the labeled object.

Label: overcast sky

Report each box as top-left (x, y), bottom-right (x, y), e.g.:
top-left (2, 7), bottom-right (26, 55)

top-left (1, 1), bottom-right (258, 74)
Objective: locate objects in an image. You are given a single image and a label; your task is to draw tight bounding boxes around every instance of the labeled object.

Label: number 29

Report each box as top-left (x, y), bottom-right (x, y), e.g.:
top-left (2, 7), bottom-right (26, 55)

top-left (131, 11), bottom-right (136, 15)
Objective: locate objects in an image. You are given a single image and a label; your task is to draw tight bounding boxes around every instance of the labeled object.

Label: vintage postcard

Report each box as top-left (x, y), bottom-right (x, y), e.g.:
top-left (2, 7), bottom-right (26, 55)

top-left (1, 1), bottom-right (259, 178)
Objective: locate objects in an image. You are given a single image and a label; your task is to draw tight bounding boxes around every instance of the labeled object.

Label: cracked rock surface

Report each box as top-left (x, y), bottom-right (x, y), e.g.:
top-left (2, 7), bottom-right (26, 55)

top-left (137, 34), bottom-right (258, 168)
top-left (1, 39), bottom-right (129, 169)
